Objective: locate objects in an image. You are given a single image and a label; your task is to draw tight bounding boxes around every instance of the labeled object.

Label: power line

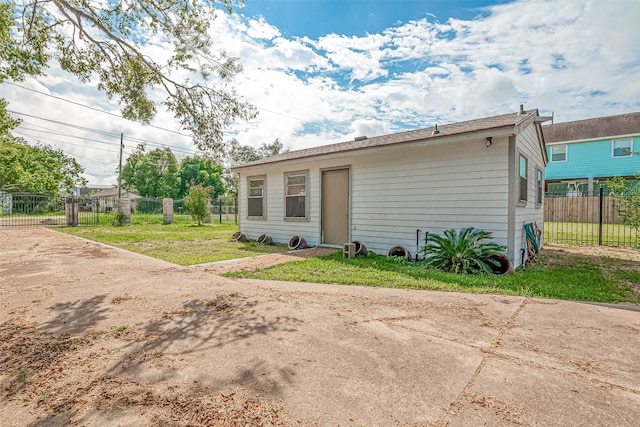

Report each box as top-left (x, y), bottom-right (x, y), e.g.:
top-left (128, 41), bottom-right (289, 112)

top-left (6, 80), bottom-right (308, 126)
top-left (5, 81), bottom-right (193, 137)
top-left (10, 112), bottom-right (201, 156)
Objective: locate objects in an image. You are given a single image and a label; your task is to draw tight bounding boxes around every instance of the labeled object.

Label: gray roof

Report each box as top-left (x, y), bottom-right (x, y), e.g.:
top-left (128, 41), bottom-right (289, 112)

top-left (543, 112), bottom-right (640, 143)
top-left (233, 110), bottom-right (538, 170)
top-left (93, 187), bottom-right (140, 198)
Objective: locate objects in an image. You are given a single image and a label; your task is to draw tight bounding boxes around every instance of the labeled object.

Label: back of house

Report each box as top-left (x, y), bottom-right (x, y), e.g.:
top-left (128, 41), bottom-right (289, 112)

top-left (232, 107), bottom-right (549, 268)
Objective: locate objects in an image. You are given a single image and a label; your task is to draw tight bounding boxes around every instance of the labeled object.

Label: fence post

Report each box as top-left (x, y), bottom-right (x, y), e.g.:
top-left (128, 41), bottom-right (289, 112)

top-left (598, 185), bottom-right (604, 246)
top-left (219, 198), bottom-right (222, 223)
top-left (117, 196), bottom-right (131, 226)
top-left (65, 196), bottom-right (78, 226)
top-left (163, 198), bottom-right (174, 224)
top-left (235, 196), bottom-right (238, 225)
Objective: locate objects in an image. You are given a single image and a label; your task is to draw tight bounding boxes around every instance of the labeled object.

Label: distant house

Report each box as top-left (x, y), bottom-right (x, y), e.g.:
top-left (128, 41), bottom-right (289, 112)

top-left (232, 108), bottom-right (550, 268)
top-left (92, 187), bottom-right (141, 212)
top-left (543, 112), bottom-right (640, 196)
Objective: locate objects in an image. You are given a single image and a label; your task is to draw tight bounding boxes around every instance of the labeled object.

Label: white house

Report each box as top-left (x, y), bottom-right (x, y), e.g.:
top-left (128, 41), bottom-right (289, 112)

top-left (232, 107), bottom-right (549, 268)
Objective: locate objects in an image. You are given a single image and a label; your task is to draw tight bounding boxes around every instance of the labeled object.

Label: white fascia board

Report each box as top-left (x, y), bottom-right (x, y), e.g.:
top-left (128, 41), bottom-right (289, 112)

top-left (233, 127), bottom-right (516, 173)
top-left (546, 133), bottom-right (640, 145)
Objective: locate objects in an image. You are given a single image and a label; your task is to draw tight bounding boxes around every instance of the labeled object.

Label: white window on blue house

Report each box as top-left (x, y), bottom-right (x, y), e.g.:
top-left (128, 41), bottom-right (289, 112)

top-left (612, 139), bottom-right (632, 157)
top-left (247, 176), bottom-right (265, 219)
top-left (550, 145), bottom-right (567, 162)
top-left (285, 171), bottom-right (308, 220)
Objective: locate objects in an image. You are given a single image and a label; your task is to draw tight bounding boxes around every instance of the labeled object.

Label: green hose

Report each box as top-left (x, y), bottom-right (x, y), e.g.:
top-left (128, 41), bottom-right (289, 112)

top-left (524, 222), bottom-right (542, 261)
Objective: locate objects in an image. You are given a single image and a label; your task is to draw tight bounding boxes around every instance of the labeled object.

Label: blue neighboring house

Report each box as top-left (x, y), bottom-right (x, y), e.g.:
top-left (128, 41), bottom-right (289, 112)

top-left (542, 112), bottom-right (640, 196)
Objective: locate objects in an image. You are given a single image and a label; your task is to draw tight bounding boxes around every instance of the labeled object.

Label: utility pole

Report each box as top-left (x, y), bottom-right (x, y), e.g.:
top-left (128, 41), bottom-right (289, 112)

top-left (117, 133), bottom-right (124, 198)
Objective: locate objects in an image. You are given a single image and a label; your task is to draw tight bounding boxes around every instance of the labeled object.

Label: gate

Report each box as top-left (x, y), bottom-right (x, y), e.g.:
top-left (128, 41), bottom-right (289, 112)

top-left (0, 193), bottom-right (116, 227)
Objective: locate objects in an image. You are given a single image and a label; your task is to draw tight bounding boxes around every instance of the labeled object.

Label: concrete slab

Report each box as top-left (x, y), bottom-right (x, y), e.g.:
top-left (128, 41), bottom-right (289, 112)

top-left (1, 227), bottom-right (639, 426)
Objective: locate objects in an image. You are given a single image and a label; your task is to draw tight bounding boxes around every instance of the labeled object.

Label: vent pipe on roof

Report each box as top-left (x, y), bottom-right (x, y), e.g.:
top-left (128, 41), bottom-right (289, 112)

top-left (432, 124), bottom-right (440, 135)
top-left (354, 135), bottom-right (367, 141)
top-left (518, 104), bottom-right (526, 115)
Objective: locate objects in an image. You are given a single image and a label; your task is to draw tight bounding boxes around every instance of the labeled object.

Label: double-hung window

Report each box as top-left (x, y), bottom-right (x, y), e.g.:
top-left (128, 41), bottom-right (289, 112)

top-left (519, 154), bottom-right (528, 204)
top-left (285, 171), bottom-right (308, 219)
top-left (247, 176), bottom-right (265, 218)
top-left (536, 168), bottom-right (543, 206)
top-left (550, 145), bottom-right (567, 162)
top-left (613, 139), bottom-right (632, 158)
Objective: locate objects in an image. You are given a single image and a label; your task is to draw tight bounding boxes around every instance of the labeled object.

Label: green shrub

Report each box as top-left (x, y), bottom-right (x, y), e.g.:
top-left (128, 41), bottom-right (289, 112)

top-left (422, 227), bottom-right (506, 274)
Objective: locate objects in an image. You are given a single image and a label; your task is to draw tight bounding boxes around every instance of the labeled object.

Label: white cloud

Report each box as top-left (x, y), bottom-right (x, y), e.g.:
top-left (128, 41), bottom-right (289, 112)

top-left (3, 0), bottom-right (639, 186)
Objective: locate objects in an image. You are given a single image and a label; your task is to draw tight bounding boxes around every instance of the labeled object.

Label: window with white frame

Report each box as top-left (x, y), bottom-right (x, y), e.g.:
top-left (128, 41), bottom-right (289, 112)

top-left (536, 168), bottom-right (543, 206)
top-left (550, 145), bottom-right (567, 162)
top-left (285, 171), bottom-right (308, 219)
top-left (613, 138), bottom-right (632, 157)
top-left (519, 154), bottom-right (528, 203)
top-left (247, 176), bottom-right (265, 218)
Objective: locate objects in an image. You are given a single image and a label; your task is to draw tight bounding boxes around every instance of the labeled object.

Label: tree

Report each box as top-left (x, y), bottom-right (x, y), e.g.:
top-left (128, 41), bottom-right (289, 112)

top-left (122, 145), bottom-right (180, 198)
top-left (0, 99), bottom-right (86, 194)
top-left (0, 140), bottom-right (86, 194)
top-left (608, 175), bottom-right (640, 234)
top-left (1, 1), bottom-right (257, 152)
top-left (184, 185), bottom-right (213, 226)
top-left (178, 156), bottom-right (224, 198)
top-left (223, 138), bottom-right (287, 197)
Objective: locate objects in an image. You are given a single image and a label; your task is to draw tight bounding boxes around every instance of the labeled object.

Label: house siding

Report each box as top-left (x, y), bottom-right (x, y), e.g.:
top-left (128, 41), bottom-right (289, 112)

top-left (513, 120), bottom-right (546, 265)
top-left (545, 136), bottom-right (640, 180)
top-left (239, 136), bottom-right (512, 260)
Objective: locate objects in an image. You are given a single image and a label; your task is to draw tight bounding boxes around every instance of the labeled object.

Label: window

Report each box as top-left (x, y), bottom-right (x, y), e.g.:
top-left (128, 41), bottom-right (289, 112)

top-left (247, 177), bottom-right (265, 218)
top-left (285, 171), bottom-right (308, 219)
top-left (613, 139), bottom-right (632, 157)
top-left (519, 154), bottom-right (528, 203)
top-left (536, 168), bottom-right (543, 206)
top-left (550, 145), bottom-right (567, 162)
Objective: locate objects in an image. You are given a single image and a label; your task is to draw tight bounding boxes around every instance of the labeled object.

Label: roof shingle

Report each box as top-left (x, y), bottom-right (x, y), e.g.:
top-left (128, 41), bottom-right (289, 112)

top-left (543, 112), bottom-right (640, 143)
top-left (233, 110), bottom-right (537, 170)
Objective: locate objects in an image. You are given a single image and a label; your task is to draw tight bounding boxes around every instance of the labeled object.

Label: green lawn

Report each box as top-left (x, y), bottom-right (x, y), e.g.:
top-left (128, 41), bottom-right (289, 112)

top-left (60, 222), bottom-right (640, 303)
top-left (544, 221), bottom-right (639, 247)
top-left (59, 221), bottom-right (286, 265)
top-left (224, 250), bottom-right (639, 303)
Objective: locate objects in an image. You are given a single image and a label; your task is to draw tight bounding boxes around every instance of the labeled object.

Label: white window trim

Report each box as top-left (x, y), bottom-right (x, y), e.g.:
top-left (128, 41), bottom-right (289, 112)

top-left (247, 175), bottom-right (266, 220)
top-left (518, 153), bottom-right (528, 205)
top-left (536, 167), bottom-right (543, 207)
top-left (550, 144), bottom-right (567, 163)
top-left (612, 138), bottom-right (633, 158)
top-left (284, 170), bottom-right (310, 221)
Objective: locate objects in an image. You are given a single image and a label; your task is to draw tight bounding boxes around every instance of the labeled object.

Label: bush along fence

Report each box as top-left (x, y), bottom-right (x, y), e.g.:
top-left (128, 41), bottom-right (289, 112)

top-left (0, 193), bottom-right (237, 227)
top-left (544, 187), bottom-right (639, 247)
top-left (119, 196), bottom-right (237, 225)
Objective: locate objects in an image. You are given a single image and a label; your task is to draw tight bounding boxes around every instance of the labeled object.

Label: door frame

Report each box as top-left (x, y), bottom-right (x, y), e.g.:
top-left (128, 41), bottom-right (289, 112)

top-left (320, 166), bottom-right (351, 246)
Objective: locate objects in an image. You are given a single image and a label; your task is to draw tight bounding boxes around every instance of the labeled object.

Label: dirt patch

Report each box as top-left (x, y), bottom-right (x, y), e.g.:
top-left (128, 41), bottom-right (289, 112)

top-left (1, 228), bottom-right (639, 426)
top-left (203, 247), bottom-right (338, 274)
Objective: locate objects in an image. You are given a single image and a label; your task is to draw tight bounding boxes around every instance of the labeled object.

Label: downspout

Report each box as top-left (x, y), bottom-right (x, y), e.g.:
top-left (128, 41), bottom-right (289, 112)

top-left (507, 135), bottom-right (517, 265)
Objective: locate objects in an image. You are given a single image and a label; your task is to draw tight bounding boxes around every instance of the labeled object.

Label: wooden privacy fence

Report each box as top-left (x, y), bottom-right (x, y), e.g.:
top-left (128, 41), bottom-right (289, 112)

top-left (544, 189), bottom-right (638, 247)
top-left (544, 195), bottom-right (620, 224)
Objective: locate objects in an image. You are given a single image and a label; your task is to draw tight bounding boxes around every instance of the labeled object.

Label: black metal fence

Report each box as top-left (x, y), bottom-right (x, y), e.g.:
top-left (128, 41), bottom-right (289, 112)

top-left (0, 193), bottom-right (117, 227)
top-left (544, 188), bottom-right (639, 247)
top-left (0, 192), bottom-right (237, 227)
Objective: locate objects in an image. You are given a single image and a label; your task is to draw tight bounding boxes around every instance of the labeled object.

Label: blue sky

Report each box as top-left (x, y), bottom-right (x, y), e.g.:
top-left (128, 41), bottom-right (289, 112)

top-left (1, 0), bottom-right (639, 185)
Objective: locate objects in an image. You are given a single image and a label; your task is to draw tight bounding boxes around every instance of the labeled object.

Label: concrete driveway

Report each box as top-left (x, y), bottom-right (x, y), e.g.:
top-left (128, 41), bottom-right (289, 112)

top-left (0, 227), bottom-right (638, 426)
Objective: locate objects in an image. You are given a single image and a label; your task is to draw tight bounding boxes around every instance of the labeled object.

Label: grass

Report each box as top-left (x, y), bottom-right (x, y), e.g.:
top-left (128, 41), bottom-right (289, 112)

top-left (224, 249), bottom-right (639, 303)
top-left (59, 221), bottom-right (286, 265)
top-left (59, 222), bottom-right (639, 303)
top-left (545, 221), bottom-right (639, 247)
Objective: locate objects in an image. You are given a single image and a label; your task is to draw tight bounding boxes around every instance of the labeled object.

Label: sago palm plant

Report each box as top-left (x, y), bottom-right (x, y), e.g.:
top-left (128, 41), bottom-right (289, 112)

top-left (422, 227), bottom-right (506, 274)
